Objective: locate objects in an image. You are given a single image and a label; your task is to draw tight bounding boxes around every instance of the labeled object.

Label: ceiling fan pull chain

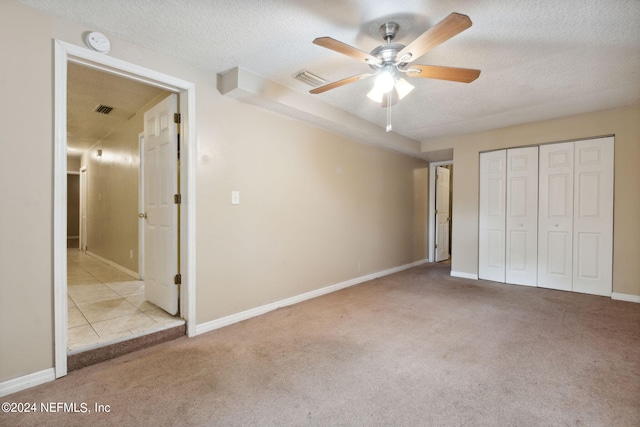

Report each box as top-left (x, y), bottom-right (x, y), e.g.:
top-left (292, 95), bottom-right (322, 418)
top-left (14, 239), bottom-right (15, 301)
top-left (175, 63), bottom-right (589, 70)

top-left (386, 91), bottom-right (392, 132)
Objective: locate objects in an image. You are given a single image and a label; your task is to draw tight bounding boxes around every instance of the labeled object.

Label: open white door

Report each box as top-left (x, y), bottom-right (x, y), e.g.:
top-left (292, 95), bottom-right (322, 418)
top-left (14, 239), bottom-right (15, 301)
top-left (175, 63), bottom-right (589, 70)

top-left (143, 93), bottom-right (179, 315)
top-left (435, 166), bottom-right (450, 262)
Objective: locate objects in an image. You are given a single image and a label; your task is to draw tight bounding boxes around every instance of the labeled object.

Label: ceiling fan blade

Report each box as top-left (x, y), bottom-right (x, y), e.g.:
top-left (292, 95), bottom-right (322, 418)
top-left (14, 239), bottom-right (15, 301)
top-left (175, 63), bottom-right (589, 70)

top-left (309, 73), bottom-right (373, 94)
top-left (397, 13), bottom-right (472, 63)
top-left (313, 37), bottom-right (382, 66)
top-left (405, 65), bottom-right (480, 83)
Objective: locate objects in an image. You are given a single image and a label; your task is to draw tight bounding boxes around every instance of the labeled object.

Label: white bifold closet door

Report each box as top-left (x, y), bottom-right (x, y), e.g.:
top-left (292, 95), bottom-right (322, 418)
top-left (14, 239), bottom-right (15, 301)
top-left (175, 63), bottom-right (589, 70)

top-left (505, 147), bottom-right (539, 286)
top-left (479, 147), bottom-right (538, 285)
top-left (479, 150), bottom-right (507, 282)
top-left (538, 137), bottom-right (614, 296)
top-left (538, 141), bottom-right (575, 291)
top-left (572, 138), bottom-right (614, 295)
top-left (481, 137), bottom-right (613, 296)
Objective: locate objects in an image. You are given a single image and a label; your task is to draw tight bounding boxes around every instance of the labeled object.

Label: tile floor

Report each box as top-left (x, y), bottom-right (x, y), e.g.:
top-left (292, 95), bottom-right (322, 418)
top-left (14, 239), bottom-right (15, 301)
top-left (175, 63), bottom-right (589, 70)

top-left (67, 248), bottom-right (184, 353)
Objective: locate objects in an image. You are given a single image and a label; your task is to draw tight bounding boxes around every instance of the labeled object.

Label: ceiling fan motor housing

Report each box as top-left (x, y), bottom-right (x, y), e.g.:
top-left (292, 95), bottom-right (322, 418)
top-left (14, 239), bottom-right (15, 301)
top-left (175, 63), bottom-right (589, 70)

top-left (380, 22), bottom-right (400, 41)
top-left (369, 43), bottom-right (405, 70)
top-left (368, 22), bottom-right (405, 71)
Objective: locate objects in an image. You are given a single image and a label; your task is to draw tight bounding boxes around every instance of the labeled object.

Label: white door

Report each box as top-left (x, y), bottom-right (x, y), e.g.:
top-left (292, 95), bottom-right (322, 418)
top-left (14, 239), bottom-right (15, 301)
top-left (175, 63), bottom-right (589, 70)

top-left (143, 94), bottom-right (179, 315)
top-left (479, 150), bottom-right (506, 282)
top-left (435, 166), bottom-right (450, 262)
top-left (572, 137), bottom-right (614, 296)
top-left (138, 133), bottom-right (145, 280)
top-left (538, 142), bottom-right (574, 291)
top-left (505, 147), bottom-right (538, 286)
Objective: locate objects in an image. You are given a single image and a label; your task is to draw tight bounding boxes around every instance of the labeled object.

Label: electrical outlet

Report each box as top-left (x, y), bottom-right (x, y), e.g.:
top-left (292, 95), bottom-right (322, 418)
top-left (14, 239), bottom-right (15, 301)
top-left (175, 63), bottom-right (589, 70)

top-left (231, 191), bottom-right (240, 205)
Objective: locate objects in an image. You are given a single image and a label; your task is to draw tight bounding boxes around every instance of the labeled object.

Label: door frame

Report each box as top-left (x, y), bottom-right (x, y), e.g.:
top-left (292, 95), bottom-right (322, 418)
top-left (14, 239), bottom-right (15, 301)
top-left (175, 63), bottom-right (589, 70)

top-left (428, 160), bottom-right (453, 262)
top-left (79, 166), bottom-right (87, 251)
top-left (53, 40), bottom-right (197, 378)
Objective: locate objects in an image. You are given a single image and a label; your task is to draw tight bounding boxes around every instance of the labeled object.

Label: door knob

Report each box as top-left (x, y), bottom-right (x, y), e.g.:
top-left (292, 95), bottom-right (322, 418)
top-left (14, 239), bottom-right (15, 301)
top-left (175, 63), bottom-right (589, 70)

top-left (138, 213), bottom-right (147, 219)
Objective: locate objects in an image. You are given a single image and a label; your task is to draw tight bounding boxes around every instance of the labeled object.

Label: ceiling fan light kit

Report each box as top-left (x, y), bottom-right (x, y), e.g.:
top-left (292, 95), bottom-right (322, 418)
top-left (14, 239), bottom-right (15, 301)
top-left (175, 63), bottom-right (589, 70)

top-left (367, 77), bottom-right (414, 104)
top-left (374, 66), bottom-right (396, 93)
top-left (310, 12), bottom-right (481, 132)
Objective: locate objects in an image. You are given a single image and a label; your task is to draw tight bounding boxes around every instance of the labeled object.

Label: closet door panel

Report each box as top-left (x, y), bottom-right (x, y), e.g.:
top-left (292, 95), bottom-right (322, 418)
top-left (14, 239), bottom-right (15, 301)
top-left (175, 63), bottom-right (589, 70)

top-left (506, 147), bottom-right (538, 286)
top-left (538, 142), bottom-right (574, 291)
top-left (479, 150), bottom-right (506, 282)
top-left (573, 137), bottom-right (614, 296)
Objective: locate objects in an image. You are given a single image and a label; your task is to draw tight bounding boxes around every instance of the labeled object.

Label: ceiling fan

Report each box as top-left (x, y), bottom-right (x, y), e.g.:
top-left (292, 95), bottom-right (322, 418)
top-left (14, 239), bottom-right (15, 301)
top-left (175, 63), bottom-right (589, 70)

top-left (309, 13), bottom-right (480, 130)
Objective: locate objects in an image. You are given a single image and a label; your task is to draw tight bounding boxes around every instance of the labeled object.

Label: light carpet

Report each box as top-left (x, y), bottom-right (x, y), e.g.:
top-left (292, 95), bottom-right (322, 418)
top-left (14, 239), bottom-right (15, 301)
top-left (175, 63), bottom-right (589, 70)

top-left (2, 262), bottom-right (639, 426)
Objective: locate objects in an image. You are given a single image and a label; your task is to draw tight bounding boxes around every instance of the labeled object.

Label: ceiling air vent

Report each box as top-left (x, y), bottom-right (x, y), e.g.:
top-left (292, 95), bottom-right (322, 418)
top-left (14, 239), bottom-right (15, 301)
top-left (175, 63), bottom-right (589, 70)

top-left (293, 70), bottom-right (326, 87)
top-left (94, 104), bottom-right (114, 115)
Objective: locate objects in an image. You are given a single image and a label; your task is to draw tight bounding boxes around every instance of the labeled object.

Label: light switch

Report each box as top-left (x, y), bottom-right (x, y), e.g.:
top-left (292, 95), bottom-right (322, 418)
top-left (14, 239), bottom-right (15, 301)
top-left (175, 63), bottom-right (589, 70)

top-left (231, 191), bottom-right (240, 205)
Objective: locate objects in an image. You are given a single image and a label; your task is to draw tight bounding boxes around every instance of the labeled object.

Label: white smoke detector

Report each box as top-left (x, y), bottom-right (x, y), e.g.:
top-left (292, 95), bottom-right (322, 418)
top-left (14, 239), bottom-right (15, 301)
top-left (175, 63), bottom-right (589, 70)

top-left (85, 31), bottom-right (111, 54)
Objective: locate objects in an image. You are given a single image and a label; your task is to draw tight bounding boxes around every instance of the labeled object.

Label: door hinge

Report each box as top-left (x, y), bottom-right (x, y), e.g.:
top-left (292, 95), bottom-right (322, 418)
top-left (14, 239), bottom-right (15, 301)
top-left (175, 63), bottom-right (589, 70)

top-left (174, 113), bottom-right (181, 135)
top-left (174, 194), bottom-right (181, 204)
top-left (174, 274), bottom-right (182, 285)
top-left (435, 244), bottom-right (438, 248)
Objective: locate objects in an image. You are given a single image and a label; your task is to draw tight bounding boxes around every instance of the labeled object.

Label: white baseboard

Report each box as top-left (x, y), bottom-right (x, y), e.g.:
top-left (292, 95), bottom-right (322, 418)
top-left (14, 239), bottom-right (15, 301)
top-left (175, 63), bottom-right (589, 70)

top-left (86, 251), bottom-right (140, 280)
top-left (0, 368), bottom-right (55, 397)
top-left (612, 292), bottom-right (640, 303)
top-left (195, 259), bottom-right (429, 336)
top-left (451, 271), bottom-right (478, 280)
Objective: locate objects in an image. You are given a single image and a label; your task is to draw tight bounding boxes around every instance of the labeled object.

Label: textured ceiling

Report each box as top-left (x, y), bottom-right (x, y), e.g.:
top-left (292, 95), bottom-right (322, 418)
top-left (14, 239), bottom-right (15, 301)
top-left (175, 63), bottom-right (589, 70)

top-left (19, 0), bottom-right (640, 144)
top-left (67, 62), bottom-right (167, 153)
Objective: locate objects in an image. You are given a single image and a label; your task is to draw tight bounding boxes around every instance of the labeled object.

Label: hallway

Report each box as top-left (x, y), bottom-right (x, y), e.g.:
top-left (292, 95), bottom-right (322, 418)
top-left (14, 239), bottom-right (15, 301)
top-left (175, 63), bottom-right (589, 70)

top-left (67, 248), bottom-right (183, 353)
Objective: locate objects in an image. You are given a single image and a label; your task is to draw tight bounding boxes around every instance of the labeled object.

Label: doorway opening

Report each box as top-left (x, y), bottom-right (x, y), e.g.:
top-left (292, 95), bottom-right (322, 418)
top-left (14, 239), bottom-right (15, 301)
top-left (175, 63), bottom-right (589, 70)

top-left (428, 161), bottom-right (453, 264)
top-left (67, 170), bottom-right (80, 249)
top-left (66, 63), bottom-right (183, 354)
top-left (54, 40), bottom-right (196, 378)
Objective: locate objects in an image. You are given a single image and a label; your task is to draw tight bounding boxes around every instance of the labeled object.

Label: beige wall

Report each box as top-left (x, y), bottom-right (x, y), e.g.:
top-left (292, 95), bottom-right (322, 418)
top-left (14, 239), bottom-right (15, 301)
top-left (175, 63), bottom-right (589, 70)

top-left (422, 104), bottom-right (640, 296)
top-left (198, 101), bottom-right (429, 320)
top-left (67, 155), bottom-right (81, 172)
top-left (0, 1), bottom-right (55, 383)
top-left (0, 1), bottom-right (429, 383)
